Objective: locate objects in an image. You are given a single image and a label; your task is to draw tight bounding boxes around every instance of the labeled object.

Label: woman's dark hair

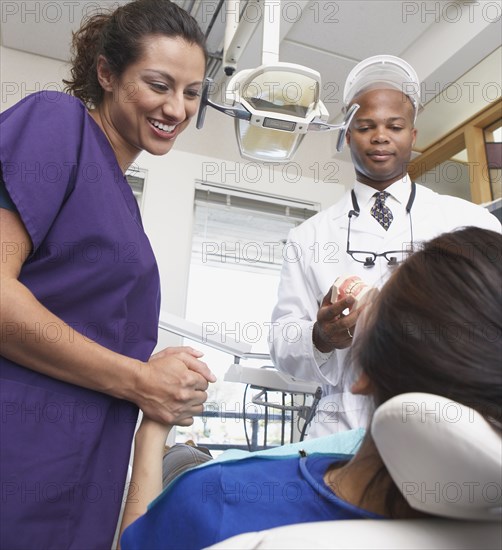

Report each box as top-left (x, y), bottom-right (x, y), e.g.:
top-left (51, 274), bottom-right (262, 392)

top-left (64, 0), bottom-right (207, 107)
top-left (351, 226), bottom-right (502, 516)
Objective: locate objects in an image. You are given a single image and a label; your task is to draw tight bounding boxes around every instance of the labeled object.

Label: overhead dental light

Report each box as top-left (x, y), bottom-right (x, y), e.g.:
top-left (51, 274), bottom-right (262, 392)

top-left (196, 0), bottom-right (359, 163)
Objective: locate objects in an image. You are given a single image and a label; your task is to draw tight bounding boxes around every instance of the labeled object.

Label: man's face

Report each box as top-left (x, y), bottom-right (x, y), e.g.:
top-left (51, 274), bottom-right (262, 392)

top-left (346, 88), bottom-right (417, 189)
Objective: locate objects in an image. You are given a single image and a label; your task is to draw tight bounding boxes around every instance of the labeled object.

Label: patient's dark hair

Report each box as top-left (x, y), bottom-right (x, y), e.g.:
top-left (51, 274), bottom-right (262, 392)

top-left (351, 226), bottom-right (502, 516)
top-left (64, 0), bottom-right (207, 107)
top-left (356, 226), bottom-right (502, 426)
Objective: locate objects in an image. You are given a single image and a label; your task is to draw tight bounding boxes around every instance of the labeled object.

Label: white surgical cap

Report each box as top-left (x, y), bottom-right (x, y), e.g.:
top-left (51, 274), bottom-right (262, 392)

top-left (343, 55), bottom-right (421, 121)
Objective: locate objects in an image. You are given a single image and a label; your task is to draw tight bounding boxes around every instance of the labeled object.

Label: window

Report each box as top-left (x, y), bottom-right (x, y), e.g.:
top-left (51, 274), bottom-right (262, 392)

top-left (484, 120), bottom-right (502, 201)
top-left (175, 183), bottom-right (319, 449)
top-left (125, 168), bottom-right (147, 211)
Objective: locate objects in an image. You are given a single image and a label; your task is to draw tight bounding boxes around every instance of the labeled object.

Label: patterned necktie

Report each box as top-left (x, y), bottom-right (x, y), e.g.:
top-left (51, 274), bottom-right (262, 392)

top-left (371, 191), bottom-right (393, 230)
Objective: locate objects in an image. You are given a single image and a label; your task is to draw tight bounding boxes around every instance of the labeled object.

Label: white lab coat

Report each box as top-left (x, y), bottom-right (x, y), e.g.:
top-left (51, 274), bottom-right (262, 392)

top-left (270, 176), bottom-right (501, 438)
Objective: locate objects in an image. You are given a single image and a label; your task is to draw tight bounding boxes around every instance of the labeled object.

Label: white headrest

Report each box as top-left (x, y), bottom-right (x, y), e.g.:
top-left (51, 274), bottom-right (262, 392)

top-left (371, 393), bottom-right (502, 521)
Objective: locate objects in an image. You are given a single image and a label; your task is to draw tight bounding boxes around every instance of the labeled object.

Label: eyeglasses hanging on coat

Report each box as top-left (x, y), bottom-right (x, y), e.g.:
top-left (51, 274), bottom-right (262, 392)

top-left (346, 182), bottom-right (416, 268)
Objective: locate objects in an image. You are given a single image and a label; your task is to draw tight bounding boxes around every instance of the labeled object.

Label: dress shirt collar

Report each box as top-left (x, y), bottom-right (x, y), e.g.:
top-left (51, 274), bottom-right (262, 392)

top-left (353, 174), bottom-right (412, 210)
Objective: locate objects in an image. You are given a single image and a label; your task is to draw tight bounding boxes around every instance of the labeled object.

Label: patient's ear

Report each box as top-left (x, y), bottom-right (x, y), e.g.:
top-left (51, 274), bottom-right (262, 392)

top-left (351, 371), bottom-right (372, 395)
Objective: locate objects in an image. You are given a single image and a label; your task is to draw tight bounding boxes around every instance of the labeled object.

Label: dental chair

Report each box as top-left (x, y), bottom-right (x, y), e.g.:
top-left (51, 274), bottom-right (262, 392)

top-left (224, 362), bottom-right (322, 446)
top-left (206, 393), bottom-right (502, 550)
top-left (157, 316), bottom-right (500, 548)
top-left (159, 314), bottom-right (323, 448)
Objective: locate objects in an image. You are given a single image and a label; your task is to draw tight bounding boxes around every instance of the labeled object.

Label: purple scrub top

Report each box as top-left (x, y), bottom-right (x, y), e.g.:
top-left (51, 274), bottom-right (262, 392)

top-left (0, 91), bottom-right (161, 549)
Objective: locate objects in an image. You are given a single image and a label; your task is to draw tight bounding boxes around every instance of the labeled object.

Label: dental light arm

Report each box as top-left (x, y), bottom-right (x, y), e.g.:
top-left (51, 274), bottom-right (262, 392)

top-left (308, 103), bottom-right (360, 152)
top-left (196, 78), bottom-right (251, 130)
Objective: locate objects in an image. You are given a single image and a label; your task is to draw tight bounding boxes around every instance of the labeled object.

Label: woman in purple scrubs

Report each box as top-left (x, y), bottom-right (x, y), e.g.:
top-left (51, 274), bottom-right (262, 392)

top-left (0, 1), bottom-right (214, 547)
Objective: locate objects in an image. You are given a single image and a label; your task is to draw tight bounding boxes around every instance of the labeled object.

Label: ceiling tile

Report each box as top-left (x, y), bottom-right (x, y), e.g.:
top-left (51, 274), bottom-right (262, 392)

top-left (284, 0), bottom-right (438, 61)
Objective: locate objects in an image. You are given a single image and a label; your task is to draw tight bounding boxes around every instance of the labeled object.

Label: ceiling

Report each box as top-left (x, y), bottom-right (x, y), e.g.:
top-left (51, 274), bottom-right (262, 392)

top-left (1, 0), bottom-right (500, 152)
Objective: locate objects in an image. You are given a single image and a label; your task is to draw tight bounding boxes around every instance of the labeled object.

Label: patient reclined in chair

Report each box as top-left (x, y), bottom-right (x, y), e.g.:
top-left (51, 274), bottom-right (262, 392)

top-left (207, 392), bottom-right (502, 549)
top-left (121, 392), bottom-right (501, 550)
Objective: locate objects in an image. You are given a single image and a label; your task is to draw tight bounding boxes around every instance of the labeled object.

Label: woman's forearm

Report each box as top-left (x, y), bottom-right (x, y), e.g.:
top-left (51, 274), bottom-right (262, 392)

top-left (1, 276), bottom-right (213, 426)
top-left (117, 420), bottom-right (171, 548)
top-left (1, 277), bottom-right (140, 399)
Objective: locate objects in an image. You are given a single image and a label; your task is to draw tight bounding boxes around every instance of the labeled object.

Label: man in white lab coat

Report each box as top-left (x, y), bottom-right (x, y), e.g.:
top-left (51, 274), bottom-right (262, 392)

top-left (269, 55), bottom-right (501, 438)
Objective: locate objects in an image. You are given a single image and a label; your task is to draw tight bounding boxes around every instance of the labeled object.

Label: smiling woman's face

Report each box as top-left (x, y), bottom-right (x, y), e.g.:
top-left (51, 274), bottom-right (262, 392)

top-left (98, 34), bottom-right (206, 165)
top-left (346, 88), bottom-right (417, 190)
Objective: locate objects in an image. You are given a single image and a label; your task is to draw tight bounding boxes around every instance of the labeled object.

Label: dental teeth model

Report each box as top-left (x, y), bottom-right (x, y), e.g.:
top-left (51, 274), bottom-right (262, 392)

top-left (331, 275), bottom-right (373, 311)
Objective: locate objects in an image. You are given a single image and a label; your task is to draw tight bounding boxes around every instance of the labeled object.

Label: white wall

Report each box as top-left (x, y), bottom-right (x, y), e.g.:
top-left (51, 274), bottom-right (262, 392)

top-left (138, 147), bottom-right (352, 317)
top-left (0, 47), bottom-right (70, 106)
top-left (0, 45), bottom-right (355, 316)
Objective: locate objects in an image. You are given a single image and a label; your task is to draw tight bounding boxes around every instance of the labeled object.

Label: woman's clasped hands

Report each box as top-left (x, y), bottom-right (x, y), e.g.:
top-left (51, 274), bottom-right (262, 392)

top-left (135, 346), bottom-right (216, 426)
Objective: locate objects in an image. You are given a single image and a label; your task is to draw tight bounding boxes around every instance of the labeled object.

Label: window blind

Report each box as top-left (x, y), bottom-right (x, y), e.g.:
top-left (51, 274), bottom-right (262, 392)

top-left (192, 184), bottom-right (319, 270)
